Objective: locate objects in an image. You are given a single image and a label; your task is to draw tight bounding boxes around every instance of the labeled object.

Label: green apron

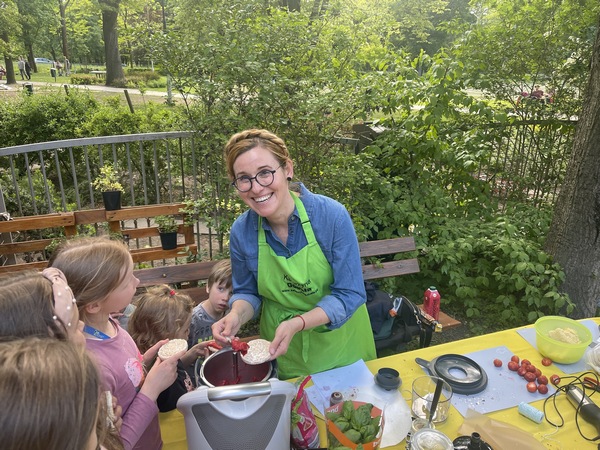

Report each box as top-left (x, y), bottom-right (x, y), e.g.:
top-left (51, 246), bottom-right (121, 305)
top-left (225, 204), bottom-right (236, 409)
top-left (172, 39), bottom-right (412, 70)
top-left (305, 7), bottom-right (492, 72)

top-left (257, 192), bottom-right (376, 380)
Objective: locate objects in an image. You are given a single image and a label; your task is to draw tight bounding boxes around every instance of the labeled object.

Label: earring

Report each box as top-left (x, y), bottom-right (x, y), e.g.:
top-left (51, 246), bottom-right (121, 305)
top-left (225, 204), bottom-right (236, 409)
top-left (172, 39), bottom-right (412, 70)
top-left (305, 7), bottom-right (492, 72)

top-left (287, 177), bottom-right (292, 181)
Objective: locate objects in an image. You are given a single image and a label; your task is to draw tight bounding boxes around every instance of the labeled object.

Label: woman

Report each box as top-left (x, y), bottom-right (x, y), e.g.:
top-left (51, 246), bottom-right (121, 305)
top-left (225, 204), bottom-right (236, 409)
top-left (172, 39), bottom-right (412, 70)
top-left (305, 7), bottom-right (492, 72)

top-left (212, 129), bottom-right (376, 379)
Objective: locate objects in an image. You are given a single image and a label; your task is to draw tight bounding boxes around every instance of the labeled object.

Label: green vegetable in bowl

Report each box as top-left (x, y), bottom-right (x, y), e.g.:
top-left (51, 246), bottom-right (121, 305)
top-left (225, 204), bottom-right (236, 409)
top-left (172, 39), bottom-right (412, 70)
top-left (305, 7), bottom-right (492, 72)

top-left (327, 401), bottom-right (381, 449)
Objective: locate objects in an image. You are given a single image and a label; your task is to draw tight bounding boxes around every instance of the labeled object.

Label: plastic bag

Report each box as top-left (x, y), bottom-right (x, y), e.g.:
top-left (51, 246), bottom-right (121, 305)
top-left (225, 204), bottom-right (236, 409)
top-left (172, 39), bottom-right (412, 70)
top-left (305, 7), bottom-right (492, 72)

top-left (291, 376), bottom-right (320, 449)
top-left (458, 409), bottom-right (545, 450)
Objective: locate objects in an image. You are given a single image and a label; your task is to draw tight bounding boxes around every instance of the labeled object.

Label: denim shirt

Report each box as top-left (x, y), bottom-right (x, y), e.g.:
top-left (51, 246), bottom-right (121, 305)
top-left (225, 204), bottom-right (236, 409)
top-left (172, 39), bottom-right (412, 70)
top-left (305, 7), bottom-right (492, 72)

top-left (229, 183), bottom-right (366, 329)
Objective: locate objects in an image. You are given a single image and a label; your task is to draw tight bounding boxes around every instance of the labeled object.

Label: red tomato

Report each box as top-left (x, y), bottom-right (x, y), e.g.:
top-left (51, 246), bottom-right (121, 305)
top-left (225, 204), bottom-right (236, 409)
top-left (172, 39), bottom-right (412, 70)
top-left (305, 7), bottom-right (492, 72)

top-left (511, 355), bottom-right (520, 363)
top-left (521, 359), bottom-right (531, 366)
top-left (534, 368), bottom-right (542, 378)
top-left (524, 372), bottom-right (537, 382)
top-left (541, 358), bottom-right (552, 366)
top-left (493, 359), bottom-right (502, 367)
top-left (526, 365), bottom-right (536, 373)
top-left (538, 384), bottom-right (549, 394)
top-left (508, 361), bottom-right (519, 371)
top-left (517, 366), bottom-right (528, 377)
top-left (527, 382), bottom-right (538, 393)
top-left (537, 375), bottom-right (548, 385)
top-left (550, 374), bottom-right (560, 386)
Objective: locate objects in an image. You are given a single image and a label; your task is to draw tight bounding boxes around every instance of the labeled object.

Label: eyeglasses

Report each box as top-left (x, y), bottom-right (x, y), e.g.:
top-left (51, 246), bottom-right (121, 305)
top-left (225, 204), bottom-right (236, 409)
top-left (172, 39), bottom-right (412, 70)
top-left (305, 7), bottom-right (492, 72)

top-left (231, 164), bottom-right (285, 192)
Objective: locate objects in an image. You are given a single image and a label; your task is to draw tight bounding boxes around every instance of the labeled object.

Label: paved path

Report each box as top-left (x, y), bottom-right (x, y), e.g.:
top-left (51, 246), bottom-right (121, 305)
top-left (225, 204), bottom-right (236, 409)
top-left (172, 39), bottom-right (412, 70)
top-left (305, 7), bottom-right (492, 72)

top-left (1, 79), bottom-right (183, 99)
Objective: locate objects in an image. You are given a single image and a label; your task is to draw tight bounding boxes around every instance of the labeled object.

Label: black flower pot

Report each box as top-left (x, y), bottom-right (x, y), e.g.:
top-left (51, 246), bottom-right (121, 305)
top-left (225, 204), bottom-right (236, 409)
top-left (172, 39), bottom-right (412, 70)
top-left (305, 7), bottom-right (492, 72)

top-left (159, 232), bottom-right (178, 250)
top-left (102, 190), bottom-right (122, 211)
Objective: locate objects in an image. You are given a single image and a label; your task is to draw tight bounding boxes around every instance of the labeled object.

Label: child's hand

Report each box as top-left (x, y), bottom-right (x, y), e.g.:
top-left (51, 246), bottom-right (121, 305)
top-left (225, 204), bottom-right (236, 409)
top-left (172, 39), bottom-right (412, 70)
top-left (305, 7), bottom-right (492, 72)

top-left (142, 339), bottom-right (169, 367)
top-left (139, 349), bottom-right (185, 401)
top-left (180, 342), bottom-right (211, 367)
top-left (111, 394), bottom-right (123, 433)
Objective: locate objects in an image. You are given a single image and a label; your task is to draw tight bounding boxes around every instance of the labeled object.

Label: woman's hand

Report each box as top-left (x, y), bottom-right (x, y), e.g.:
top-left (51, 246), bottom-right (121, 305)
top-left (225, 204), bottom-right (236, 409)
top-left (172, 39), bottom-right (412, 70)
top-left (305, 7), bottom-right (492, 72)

top-left (139, 349), bottom-right (185, 401)
top-left (212, 300), bottom-right (255, 345)
top-left (268, 317), bottom-right (303, 359)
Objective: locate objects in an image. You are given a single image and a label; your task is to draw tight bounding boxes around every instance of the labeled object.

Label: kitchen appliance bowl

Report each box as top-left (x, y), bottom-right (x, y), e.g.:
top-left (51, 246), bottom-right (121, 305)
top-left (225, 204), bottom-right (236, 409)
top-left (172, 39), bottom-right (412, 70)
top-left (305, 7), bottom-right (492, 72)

top-left (535, 316), bottom-right (592, 364)
top-left (197, 347), bottom-right (274, 387)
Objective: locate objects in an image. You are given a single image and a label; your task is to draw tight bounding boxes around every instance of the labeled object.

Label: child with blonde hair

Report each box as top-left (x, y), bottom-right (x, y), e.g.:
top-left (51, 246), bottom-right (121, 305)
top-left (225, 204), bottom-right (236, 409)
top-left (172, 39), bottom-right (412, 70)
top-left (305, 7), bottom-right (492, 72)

top-left (51, 236), bottom-right (183, 450)
top-left (0, 337), bottom-right (102, 450)
top-left (129, 285), bottom-right (212, 411)
top-left (188, 258), bottom-right (232, 348)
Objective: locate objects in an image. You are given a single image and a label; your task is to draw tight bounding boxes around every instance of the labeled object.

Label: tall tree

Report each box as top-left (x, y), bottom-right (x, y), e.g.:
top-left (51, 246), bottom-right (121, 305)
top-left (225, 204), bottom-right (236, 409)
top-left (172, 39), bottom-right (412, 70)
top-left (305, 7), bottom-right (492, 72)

top-left (98, 0), bottom-right (125, 85)
top-left (0, 0), bottom-right (20, 85)
top-left (58, 0), bottom-right (71, 59)
top-left (545, 17), bottom-right (600, 318)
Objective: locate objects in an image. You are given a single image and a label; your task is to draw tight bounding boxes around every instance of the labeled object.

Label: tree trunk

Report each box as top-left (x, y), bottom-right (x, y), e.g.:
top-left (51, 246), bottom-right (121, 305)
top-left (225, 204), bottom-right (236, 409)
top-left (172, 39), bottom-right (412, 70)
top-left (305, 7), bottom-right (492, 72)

top-left (99, 0), bottom-right (125, 86)
top-left (2, 38), bottom-right (17, 85)
top-left (545, 18), bottom-right (600, 318)
top-left (58, 0), bottom-right (70, 60)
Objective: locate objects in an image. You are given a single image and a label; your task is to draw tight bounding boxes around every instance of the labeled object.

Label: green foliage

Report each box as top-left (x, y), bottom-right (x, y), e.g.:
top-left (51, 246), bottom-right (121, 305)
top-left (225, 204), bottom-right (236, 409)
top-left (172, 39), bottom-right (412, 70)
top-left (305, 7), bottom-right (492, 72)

top-left (154, 215), bottom-right (178, 233)
top-left (69, 74), bottom-right (104, 85)
top-left (92, 164), bottom-right (123, 192)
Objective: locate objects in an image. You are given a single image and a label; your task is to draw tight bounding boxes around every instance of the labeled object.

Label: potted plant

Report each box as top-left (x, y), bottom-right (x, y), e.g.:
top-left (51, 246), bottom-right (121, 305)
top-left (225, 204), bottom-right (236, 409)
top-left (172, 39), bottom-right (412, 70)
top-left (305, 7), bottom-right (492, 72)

top-left (155, 215), bottom-right (179, 250)
top-left (93, 164), bottom-right (124, 211)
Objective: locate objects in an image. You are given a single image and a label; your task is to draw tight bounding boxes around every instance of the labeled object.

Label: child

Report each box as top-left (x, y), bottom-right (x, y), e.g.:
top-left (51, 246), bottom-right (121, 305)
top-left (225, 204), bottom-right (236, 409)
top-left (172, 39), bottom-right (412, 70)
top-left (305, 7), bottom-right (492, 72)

top-left (0, 337), bottom-right (102, 450)
top-left (128, 285), bottom-right (212, 412)
top-left (0, 269), bottom-right (124, 450)
top-left (188, 258), bottom-right (232, 349)
top-left (0, 269), bottom-right (84, 346)
top-left (51, 236), bottom-right (184, 450)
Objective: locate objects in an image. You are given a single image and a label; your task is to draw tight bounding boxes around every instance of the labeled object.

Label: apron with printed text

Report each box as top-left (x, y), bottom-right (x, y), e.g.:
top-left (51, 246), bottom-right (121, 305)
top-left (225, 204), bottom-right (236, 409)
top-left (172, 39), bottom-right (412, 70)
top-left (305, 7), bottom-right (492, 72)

top-left (257, 193), bottom-right (376, 379)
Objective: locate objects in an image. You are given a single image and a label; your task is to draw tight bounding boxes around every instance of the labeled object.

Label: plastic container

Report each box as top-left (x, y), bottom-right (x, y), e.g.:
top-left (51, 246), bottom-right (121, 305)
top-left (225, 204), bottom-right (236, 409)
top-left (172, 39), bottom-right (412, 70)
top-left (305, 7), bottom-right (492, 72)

top-left (534, 316), bottom-right (592, 364)
top-left (423, 287), bottom-right (440, 321)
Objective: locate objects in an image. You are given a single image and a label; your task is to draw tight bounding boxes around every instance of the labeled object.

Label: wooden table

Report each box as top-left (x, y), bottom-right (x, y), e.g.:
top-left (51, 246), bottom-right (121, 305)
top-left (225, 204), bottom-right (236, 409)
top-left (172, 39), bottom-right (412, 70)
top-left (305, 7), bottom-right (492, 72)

top-left (160, 319), bottom-right (600, 449)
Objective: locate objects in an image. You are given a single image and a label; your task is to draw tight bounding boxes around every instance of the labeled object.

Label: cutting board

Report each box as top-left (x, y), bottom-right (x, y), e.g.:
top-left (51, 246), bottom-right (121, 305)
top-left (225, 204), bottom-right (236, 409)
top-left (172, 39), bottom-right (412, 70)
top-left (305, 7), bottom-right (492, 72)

top-left (420, 346), bottom-right (556, 417)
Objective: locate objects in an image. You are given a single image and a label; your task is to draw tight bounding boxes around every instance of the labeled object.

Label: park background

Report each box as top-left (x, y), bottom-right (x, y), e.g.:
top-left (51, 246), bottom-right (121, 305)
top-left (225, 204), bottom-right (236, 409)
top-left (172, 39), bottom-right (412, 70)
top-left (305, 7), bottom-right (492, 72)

top-left (1, 0), bottom-right (600, 340)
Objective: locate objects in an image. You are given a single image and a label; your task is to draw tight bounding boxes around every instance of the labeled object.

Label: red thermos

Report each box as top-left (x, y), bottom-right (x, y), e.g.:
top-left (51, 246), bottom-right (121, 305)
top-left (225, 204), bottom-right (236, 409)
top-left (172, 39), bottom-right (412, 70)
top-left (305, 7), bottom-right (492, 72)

top-left (423, 286), bottom-right (441, 321)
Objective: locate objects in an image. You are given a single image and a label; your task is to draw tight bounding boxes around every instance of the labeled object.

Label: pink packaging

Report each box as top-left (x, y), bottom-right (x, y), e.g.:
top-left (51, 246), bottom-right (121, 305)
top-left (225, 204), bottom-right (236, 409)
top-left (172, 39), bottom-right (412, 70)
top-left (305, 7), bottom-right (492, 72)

top-left (291, 376), bottom-right (320, 449)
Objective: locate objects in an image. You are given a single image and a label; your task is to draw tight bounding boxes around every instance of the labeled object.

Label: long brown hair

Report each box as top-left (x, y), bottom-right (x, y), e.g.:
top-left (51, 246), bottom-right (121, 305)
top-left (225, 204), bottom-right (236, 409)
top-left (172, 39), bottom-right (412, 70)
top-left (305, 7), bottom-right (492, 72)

top-left (129, 285), bottom-right (193, 353)
top-left (50, 236), bottom-right (131, 321)
top-left (0, 338), bottom-right (101, 450)
top-left (0, 271), bottom-right (68, 340)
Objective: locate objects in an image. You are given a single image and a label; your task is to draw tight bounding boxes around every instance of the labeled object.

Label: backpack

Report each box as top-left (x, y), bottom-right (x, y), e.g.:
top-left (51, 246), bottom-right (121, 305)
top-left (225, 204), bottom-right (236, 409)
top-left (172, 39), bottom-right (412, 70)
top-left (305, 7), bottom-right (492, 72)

top-left (364, 281), bottom-right (436, 353)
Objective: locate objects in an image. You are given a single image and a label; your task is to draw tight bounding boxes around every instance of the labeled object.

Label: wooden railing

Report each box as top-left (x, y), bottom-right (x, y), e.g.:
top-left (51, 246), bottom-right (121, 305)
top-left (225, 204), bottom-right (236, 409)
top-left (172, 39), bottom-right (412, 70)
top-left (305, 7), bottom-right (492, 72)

top-left (0, 203), bottom-right (196, 274)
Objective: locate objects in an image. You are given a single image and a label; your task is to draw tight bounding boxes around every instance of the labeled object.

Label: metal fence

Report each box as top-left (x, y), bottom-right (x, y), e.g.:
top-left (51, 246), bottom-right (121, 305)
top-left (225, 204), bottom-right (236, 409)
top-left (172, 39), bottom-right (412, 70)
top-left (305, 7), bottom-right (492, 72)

top-left (0, 120), bottom-right (576, 264)
top-left (0, 131), bottom-right (230, 261)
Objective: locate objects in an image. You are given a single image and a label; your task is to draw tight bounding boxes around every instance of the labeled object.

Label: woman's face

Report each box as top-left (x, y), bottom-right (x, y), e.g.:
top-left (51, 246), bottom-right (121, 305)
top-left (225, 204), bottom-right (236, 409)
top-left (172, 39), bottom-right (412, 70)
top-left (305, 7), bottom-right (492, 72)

top-left (232, 145), bottom-right (293, 220)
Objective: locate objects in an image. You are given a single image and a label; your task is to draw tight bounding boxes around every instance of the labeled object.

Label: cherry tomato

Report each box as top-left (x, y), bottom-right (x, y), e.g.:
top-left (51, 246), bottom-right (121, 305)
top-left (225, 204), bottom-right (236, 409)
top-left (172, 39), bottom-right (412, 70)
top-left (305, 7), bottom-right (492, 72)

top-left (537, 375), bottom-right (548, 385)
top-left (511, 355), bottom-right (520, 363)
top-left (517, 366), bottom-right (528, 377)
top-left (527, 382), bottom-right (538, 393)
top-left (493, 359), bottom-right (502, 367)
top-left (534, 368), bottom-right (542, 378)
top-left (537, 384), bottom-right (549, 394)
top-left (521, 359), bottom-right (531, 366)
top-left (550, 374), bottom-right (560, 386)
top-left (508, 361), bottom-right (519, 371)
top-left (526, 364), bottom-right (536, 373)
top-left (524, 372), bottom-right (537, 382)
top-left (541, 357), bottom-right (552, 366)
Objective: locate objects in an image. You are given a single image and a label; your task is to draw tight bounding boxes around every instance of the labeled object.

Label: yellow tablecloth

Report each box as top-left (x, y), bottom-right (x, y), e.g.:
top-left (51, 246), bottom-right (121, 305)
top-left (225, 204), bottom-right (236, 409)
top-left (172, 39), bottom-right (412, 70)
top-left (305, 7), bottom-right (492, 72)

top-left (160, 319), bottom-right (600, 449)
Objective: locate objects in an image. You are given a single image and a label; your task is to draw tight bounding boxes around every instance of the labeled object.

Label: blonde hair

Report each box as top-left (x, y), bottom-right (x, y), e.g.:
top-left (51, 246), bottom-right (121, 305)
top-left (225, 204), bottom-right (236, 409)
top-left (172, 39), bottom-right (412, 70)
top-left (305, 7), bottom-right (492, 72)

top-left (0, 338), bottom-right (101, 450)
top-left (128, 285), bottom-right (194, 353)
top-left (50, 236), bottom-right (131, 321)
top-left (223, 129), bottom-right (290, 180)
top-left (207, 259), bottom-right (232, 290)
top-left (0, 271), bottom-right (68, 340)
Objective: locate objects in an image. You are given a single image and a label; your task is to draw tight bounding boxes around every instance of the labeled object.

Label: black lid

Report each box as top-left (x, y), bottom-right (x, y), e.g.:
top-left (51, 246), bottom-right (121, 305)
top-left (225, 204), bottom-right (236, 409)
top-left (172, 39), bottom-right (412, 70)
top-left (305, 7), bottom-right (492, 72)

top-left (375, 367), bottom-right (401, 390)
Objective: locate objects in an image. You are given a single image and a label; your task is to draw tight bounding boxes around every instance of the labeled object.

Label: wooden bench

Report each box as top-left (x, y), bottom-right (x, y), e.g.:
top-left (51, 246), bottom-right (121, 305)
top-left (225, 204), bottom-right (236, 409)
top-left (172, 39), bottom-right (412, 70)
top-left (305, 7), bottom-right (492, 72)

top-left (133, 236), bottom-right (459, 329)
top-left (359, 237), bottom-right (460, 331)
